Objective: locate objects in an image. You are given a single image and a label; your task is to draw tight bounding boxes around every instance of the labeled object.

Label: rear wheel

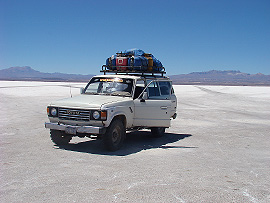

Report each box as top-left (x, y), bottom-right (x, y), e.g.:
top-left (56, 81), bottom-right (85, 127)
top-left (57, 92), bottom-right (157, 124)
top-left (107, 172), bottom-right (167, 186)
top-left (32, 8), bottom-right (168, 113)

top-left (103, 119), bottom-right (126, 151)
top-left (50, 130), bottom-right (72, 146)
top-left (151, 127), bottom-right (165, 137)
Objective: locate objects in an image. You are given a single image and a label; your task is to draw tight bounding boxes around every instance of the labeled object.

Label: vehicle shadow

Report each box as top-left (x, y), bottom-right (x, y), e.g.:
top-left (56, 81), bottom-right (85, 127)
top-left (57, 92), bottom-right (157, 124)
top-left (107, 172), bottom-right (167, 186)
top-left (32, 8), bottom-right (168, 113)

top-left (57, 131), bottom-right (195, 156)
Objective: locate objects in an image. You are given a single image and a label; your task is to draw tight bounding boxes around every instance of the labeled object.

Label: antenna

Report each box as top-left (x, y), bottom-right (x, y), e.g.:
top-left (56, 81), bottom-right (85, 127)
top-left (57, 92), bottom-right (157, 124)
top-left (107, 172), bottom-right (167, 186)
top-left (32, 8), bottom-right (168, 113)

top-left (69, 84), bottom-right (73, 98)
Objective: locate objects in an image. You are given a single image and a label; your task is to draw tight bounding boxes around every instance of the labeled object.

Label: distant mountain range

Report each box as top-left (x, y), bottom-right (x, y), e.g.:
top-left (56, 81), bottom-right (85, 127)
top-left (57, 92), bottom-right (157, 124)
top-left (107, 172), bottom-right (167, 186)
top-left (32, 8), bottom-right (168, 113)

top-left (0, 66), bottom-right (270, 86)
top-left (170, 70), bottom-right (270, 86)
top-left (0, 66), bottom-right (94, 82)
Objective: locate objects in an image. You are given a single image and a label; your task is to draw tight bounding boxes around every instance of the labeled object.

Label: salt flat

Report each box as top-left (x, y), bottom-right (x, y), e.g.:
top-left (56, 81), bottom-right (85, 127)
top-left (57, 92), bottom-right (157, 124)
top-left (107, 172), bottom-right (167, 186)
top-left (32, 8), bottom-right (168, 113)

top-left (0, 81), bottom-right (270, 202)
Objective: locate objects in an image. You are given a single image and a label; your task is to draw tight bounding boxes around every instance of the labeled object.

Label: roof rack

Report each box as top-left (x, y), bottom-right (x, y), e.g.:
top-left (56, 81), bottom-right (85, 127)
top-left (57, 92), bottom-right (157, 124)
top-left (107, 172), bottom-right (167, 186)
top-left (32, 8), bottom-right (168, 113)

top-left (101, 65), bottom-right (166, 77)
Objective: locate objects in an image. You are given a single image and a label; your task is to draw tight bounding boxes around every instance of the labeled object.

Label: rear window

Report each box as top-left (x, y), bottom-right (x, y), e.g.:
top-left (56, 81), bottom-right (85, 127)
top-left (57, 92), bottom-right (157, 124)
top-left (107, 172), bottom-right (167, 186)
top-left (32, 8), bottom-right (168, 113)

top-left (159, 81), bottom-right (171, 96)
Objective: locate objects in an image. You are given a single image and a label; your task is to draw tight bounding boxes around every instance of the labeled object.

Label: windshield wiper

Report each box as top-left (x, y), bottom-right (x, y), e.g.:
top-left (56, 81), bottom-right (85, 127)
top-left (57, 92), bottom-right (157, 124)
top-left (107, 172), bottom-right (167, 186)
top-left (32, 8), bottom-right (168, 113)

top-left (111, 92), bottom-right (131, 97)
top-left (100, 93), bottom-right (111, 95)
top-left (85, 92), bottom-right (99, 95)
top-left (85, 91), bottom-right (130, 97)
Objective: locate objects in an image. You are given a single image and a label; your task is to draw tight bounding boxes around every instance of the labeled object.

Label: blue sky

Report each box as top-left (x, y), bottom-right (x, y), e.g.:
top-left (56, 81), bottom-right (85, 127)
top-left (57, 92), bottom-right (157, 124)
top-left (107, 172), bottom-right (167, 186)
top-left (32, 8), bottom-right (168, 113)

top-left (1, 0), bottom-right (269, 75)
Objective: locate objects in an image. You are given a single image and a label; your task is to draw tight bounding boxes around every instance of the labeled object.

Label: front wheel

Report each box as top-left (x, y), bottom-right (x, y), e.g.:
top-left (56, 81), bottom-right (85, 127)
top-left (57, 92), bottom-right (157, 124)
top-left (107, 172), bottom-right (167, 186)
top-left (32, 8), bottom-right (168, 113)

top-left (50, 130), bottom-right (72, 146)
top-left (103, 119), bottom-right (126, 151)
top-left (151, 127), bottom-right (165, 138)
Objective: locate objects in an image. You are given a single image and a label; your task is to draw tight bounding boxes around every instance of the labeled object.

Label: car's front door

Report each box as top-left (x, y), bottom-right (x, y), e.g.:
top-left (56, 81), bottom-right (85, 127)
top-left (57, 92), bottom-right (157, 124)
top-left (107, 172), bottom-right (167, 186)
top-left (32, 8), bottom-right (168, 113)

top-left (133, 80), bottom-right (171, 127)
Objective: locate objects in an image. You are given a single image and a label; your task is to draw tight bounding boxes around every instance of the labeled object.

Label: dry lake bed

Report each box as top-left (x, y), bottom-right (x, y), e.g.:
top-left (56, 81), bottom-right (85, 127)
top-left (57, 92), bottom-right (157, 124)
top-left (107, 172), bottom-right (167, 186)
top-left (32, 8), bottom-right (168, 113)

top-left (0, 81), bottom-right (270, 202)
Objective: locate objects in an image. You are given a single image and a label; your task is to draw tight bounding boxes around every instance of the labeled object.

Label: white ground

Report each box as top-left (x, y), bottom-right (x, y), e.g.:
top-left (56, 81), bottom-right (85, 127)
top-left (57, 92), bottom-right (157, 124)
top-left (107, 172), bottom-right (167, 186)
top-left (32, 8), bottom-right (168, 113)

top-left (1, 81), bottom-right (270, 202)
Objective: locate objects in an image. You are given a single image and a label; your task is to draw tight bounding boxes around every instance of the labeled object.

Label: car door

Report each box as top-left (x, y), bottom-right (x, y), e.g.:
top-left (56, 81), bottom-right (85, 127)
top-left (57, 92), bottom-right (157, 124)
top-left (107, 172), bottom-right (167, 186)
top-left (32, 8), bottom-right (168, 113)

top-left (133, 80), bottom-right (171, 127)
top-left (159, 80), bottom-right (177, 117)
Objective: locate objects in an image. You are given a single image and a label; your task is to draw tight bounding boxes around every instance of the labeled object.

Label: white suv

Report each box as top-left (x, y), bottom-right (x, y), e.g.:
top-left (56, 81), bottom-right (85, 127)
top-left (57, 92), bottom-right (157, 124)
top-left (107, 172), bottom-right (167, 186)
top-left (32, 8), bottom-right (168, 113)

top-left (45, 73), bottom-right (177, 151)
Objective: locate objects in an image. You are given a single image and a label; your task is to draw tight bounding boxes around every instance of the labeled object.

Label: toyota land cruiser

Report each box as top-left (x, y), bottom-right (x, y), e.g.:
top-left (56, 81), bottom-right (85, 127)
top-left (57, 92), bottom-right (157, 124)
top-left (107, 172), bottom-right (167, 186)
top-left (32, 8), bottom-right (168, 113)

top-left (45, 70), bottom-right (177, 151)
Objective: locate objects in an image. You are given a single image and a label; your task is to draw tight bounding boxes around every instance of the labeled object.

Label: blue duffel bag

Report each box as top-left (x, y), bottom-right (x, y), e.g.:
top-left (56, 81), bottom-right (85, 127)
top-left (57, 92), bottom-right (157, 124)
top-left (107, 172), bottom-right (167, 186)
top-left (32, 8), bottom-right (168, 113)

top-left (128, 56), bottom-right (148, 70)
top-left (106, 55), bottom-right (117, 70)
top-left (152, 55), bottom-right (163, 71)
top-left (124, 48), bottom-right (145, 56)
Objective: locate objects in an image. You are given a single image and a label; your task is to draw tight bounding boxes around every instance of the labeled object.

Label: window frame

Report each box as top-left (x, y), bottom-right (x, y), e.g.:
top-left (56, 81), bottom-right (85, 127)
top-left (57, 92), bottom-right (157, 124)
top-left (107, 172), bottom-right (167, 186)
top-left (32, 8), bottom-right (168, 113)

top-left (139, 79), bottom-right (172, 100)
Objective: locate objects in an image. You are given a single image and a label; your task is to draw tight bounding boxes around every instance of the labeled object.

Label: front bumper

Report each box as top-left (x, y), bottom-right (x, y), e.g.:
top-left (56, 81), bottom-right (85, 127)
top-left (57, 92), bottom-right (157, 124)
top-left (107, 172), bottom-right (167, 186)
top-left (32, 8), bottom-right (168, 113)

top-left (45, 122), bottom-right (106, 135)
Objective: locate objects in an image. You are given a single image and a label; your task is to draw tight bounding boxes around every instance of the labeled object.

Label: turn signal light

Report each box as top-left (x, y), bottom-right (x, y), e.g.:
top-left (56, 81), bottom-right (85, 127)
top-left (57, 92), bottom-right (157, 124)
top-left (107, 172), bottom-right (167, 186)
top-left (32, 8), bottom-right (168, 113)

top-left (101, 111), bottom-right (107, 120)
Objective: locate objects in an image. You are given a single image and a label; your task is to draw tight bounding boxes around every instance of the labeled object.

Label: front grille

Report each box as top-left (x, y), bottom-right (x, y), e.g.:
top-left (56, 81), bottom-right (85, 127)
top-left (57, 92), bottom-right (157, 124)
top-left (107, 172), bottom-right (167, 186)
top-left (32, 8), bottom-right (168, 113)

top-left (58, 108), bottom-right (90, 121)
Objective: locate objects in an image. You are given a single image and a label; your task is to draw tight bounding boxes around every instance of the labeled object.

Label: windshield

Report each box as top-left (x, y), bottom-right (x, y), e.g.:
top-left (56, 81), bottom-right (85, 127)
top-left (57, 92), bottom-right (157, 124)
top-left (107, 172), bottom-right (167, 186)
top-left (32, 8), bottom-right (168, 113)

top-left (84, 77), bottom-right (134, 97)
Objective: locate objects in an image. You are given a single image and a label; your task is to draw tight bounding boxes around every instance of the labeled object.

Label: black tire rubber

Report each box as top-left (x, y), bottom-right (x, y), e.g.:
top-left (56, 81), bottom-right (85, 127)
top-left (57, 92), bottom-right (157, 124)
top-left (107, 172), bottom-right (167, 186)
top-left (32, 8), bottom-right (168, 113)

top-left (150, 127), bottom-right (165, 138)
top-left (50, 130), bottom-right (72, 146)
top-left (103, 119), bottom-right (126, 151)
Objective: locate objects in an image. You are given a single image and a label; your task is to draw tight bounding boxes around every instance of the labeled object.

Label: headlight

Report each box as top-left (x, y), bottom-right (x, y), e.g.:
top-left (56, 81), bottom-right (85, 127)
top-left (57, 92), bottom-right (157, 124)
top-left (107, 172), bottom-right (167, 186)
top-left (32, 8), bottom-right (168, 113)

top-left (92, 111), bottom-right (100, 120)
top-left (90, 110), bottom-right (107, 120)
top-left (47, 106), bottom-right (58, 117)
top-left (51, 108), bottom-right (57, 116)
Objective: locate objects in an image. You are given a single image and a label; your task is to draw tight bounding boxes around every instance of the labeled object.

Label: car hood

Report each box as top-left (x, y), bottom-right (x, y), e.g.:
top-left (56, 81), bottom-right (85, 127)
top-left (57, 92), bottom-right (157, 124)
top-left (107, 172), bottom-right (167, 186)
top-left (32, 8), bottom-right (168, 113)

top-left (49, 94), bottom-right (132, 109)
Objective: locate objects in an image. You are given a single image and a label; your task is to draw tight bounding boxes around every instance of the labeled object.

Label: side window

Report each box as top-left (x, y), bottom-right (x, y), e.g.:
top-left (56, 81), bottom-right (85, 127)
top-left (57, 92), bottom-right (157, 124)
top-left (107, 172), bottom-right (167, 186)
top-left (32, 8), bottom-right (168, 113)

top-left (159, 81), bottom-right (171, 96)
top-left (134, 80), bottom-right (145, 99)
top-left (171, 86), bottom-right (175, 95)
top-left (147, 81), bottom-right (160, 98)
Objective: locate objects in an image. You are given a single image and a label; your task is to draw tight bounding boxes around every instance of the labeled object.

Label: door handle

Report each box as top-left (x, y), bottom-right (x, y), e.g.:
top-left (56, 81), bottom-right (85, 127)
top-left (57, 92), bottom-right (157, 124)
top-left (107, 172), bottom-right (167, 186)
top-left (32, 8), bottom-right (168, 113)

top-left (160, 106), bottom-right (167, 110)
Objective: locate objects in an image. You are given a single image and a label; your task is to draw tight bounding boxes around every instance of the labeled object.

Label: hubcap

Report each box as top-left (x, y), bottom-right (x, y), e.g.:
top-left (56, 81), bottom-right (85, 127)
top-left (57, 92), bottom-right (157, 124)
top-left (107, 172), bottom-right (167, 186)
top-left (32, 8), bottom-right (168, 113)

top-left (112, 127), bottom-right (121, 144)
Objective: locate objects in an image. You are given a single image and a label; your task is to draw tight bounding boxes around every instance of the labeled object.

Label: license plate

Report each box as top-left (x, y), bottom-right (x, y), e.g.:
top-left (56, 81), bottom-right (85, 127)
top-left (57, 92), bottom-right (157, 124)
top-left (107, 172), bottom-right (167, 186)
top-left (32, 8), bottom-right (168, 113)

top-left (65, 126), bottom-right (77, 135)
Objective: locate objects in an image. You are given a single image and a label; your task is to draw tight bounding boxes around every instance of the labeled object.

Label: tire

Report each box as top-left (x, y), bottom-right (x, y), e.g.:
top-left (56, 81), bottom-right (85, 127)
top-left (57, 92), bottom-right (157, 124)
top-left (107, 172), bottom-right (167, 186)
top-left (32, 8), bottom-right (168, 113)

top-left (50, 130), bottom-right (72, 146)
top-left (151, 127), bottom-right (165, 138)
top-left (103, 119), bottom-right (126, 151)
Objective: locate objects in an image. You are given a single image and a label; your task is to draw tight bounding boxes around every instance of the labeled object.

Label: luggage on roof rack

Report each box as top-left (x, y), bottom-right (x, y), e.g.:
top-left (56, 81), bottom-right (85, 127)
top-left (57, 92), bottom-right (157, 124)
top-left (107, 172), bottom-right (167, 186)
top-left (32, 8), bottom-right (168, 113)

top-left (104, 49), bottom-right (165, 74)
top-left (124, 48), bottom-right (145, 56)
top-left (144, 53), bottom-right (153, 71)
top-left (116, 56), bottom-right (128, 70)
top-left (129, 56), bottom-right (148, 70)
top-left (106, 55), bottom-right (117, 70)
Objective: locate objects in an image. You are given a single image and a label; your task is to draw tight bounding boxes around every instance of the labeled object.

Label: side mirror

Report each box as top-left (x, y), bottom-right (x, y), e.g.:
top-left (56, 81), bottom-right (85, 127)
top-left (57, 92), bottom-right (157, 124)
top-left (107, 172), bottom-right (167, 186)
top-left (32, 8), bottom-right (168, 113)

top-left (80, 87), bottom-right (85, 94)
top-left (140, 92), bottom-right (148, 102)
